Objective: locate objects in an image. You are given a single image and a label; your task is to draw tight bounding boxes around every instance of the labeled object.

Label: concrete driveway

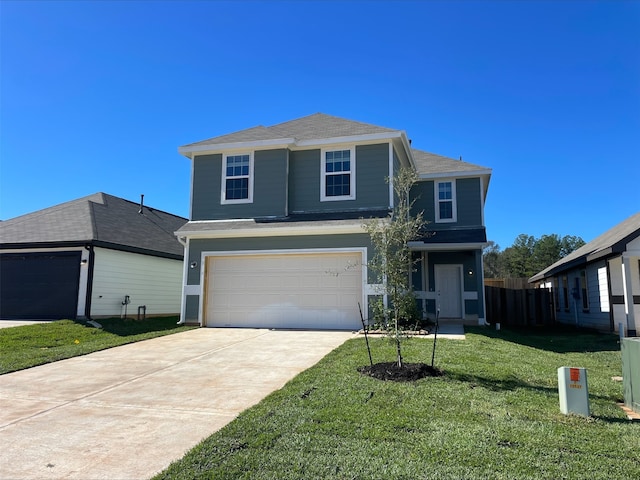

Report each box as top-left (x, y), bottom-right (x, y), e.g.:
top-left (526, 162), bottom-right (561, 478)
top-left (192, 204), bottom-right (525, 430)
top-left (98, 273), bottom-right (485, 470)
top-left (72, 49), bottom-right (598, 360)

top-left (0, 328), bottom-right (353, 480)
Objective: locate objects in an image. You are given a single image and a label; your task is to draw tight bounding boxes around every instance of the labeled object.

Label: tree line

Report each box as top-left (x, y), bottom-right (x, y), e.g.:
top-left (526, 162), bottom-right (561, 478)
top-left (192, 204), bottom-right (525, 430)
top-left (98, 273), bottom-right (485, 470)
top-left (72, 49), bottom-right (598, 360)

top-left (483, 234), bottom-right (586, 279)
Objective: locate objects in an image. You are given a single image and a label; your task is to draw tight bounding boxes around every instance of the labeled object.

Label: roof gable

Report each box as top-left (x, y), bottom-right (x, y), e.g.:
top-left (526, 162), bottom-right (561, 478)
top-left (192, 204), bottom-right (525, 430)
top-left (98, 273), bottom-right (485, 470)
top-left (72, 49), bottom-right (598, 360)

top-left (267, 113), bottom-right (399, 141)
top-left (0, 193), bottom-right (187, 257)
top-left (182, 125), bottom-right (275, 148)
top-left (179, 113), bottom-right (401, 152)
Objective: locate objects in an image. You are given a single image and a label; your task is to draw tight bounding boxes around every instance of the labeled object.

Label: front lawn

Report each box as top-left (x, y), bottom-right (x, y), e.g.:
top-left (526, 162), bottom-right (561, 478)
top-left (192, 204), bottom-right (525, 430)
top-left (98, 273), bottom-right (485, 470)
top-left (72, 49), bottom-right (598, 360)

top-left (0, 317), bottom-right (195, 374)
top-left (156, 327), bottom-right (639, 480)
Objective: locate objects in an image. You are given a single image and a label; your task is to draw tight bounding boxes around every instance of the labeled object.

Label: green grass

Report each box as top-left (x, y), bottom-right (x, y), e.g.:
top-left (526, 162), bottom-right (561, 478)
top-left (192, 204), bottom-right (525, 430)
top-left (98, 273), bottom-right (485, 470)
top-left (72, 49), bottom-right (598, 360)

top-left (0, 317), bottom-right (196, 374)
top-left (155, 327), bottom-right (639, 480)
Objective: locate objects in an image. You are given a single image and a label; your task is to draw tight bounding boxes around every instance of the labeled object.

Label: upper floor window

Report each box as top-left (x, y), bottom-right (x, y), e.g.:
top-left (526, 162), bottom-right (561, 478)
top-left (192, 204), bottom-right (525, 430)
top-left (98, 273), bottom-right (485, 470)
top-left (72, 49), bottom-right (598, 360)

top-left (435, 180), bottom-right (457, 222)
top-left (221, 153), bottom-right (253, 204)
top-left (321, 147), bottom-right (356, 201)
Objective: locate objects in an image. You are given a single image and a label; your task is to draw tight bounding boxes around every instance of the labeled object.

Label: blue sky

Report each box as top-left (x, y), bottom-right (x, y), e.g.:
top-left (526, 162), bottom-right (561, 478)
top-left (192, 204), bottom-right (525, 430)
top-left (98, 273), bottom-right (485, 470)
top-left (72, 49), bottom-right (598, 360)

top-left (2, 0), bottom-right (639, 249)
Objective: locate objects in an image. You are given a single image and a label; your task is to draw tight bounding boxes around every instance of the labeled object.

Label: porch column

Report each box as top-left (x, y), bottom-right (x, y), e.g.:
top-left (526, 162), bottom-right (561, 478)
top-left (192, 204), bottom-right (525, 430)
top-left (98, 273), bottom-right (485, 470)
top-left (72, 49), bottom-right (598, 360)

top-left (621, 254), bottom-right (637, 335)
top-left (476, 249), bottom-right (486, 325)
top-left (178, 238), bottom-right (191, 324)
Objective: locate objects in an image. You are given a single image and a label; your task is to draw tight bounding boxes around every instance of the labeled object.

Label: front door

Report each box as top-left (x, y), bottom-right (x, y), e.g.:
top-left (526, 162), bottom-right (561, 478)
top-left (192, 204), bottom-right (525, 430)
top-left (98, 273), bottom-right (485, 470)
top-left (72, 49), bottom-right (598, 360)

top-left (434, 264), bottom-right (462, 318)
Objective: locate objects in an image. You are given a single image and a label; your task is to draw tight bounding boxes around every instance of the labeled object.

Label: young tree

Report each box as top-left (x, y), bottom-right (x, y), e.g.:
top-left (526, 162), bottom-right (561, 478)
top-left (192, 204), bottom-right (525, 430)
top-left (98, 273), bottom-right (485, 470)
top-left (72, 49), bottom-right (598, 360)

top-left (364, 167), bottom-right (426, 368)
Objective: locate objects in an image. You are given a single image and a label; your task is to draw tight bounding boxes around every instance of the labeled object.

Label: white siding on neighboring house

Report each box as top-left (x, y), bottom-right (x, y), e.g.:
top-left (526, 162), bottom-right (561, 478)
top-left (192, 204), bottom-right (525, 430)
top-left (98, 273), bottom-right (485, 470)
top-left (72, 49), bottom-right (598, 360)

top-left (91, 247), bottom-right (182, 317)
top-left (609, 257), bottom-right (625, 293)
top-left (597, 266), bottom-right (610, 313)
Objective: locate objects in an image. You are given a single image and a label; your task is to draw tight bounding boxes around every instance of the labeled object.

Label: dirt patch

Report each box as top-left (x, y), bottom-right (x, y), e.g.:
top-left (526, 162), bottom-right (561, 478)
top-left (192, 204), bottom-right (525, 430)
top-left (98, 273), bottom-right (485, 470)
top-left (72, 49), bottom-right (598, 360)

top-left (358, 362), bottom-right (443, 382)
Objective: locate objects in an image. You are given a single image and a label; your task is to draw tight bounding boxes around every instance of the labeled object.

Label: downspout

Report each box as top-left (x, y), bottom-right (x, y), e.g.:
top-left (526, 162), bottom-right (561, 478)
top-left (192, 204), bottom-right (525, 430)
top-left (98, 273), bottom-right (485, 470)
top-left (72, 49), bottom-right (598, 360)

top-left (606, 259), bottom-right (615, 332)
top-left (84, 244), bottom-right (95, 319)
top-left (478, 248), bottom-right (490, 326)
top-left (176, 235), bottom-right (188, 325)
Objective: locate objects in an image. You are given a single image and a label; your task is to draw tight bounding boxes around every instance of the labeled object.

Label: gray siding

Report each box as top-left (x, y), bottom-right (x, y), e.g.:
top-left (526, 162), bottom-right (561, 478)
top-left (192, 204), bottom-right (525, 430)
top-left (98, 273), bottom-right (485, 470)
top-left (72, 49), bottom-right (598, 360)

top-left (184, 295), bottom-right (199, 322)
top-left (288, 149), bottom-right (320, 212)
top-left (191, 149), bottom-right (288, 220)
top-left (254, 149), bottom-right (288, 217)
top-left (419, 250), bottom-right (484, 320)
top-left (356, 144), bottom-right (391, 207)
top-left (411, 181), bottom-right (435, 221)
top-left (426, 251), bottom-right (479, 292)
top-left (456, 178), bottom-right (482, 226)
top-left (191, 154), bottom-right (221, 221)
top-left (187, 233), bottom-right (373, 285)
top-left (289, 144), bottom-right (389, 213)
top-left (553, 262), bottom-right (611, 331)
top-left (393, 147), bottom-right (401, 173)
top-left (411, 177), bottom-right (482, 228)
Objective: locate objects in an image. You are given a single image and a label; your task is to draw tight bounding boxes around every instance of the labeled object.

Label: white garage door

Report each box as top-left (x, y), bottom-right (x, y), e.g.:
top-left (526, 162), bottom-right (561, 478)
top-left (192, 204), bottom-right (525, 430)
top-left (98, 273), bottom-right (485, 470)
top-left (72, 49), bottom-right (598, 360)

top-left (205, 251), bottom-right (363, 330)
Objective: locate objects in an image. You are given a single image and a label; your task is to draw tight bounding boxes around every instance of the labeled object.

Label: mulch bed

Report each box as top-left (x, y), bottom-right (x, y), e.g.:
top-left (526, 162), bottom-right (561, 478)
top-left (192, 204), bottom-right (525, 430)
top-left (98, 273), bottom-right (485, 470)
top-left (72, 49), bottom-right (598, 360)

top-left (358, 362), bottom-right (444, 382)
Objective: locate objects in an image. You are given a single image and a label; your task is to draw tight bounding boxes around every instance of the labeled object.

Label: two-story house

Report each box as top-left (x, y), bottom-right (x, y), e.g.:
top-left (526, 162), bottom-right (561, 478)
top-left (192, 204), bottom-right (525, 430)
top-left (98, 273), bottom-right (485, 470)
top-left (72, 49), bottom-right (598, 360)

top-left (175, 113), bottom-right (491, 330)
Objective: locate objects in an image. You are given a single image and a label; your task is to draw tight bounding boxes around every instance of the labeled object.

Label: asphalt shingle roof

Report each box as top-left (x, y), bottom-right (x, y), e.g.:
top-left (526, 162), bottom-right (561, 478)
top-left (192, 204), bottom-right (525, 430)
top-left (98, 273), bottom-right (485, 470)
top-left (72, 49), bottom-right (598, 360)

top-left (0, 193), bottom-right (187, 257)
top-left (181, 113), bottom-right (400, 148)
top-left (530, 212), bottom-right (640, 282)
top-left (411, 148), bottom-right (490, 176)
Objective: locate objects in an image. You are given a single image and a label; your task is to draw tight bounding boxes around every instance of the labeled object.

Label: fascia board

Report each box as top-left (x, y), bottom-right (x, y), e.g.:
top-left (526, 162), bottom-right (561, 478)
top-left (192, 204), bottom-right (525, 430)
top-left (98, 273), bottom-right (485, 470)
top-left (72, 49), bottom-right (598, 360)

top-left (177, 224), bottom-right (368, 239)
top-left (178, 138), bottom-right (296, 157)
top-left (179, 132), bottom-right (403, 157)
top-left (419, 169), bottom-right (493, 180)
top-left (586, 247), bottom-right (614, 263)
top-left (408, 242), bottom-right (487, 251)
top-left (294, 131), bottom-right (402, 148)
top-left (388, 134), bottom-right (414, 169)
top-left (399, 132), bottom-right (416, 169)
top-left (0, 240), bottom-right (90, 250)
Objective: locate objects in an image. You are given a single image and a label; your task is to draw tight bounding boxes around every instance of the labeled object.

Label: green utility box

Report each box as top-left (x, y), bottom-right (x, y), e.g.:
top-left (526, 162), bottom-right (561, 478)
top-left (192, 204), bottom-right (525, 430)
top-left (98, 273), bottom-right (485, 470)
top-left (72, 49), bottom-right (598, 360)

top-left (621, 337), bottom-right (640, 414)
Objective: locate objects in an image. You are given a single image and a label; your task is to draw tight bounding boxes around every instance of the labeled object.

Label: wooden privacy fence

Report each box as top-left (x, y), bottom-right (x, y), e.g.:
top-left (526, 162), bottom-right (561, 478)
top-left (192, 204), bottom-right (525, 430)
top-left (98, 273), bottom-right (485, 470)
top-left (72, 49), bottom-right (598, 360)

top-left (485, 286), bottom-right (555, 327)
top-left (484, 278), bottom-right (531, 290)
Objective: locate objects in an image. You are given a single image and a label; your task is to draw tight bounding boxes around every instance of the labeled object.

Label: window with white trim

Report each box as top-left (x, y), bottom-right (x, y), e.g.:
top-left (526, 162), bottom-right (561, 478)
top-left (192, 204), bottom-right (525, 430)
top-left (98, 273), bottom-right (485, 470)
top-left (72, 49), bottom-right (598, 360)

top-left (321, 147), bottom-right (356, 201)
top-left (221, 153), bottom-right (253, 204)
top-left (435, 180), bottom-right (456, 222)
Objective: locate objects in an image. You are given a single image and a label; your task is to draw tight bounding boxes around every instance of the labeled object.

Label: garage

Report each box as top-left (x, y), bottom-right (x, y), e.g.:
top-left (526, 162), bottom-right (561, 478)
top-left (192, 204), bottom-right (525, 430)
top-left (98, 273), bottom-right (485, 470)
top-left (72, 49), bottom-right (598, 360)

top-left (0, 251), bottom-right (81, 319)
top-left (204, 251), bottom-right (363, 330)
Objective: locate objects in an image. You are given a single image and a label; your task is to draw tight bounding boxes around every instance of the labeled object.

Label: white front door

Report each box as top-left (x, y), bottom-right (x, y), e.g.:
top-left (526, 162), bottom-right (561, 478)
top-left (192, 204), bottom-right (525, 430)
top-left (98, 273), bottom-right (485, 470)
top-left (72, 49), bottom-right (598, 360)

top-left (434, 264), bottom-right (462, 318)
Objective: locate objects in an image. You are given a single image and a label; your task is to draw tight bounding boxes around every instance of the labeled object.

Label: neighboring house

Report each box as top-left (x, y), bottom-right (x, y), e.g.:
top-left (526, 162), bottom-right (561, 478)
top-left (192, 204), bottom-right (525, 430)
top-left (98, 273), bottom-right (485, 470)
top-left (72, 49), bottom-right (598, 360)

top-left (176, 113), bottom-right (492, 330)
top-left (530, 212), bottom-right (640, 335)
top-left (0, 193), bottom-right (187, 320)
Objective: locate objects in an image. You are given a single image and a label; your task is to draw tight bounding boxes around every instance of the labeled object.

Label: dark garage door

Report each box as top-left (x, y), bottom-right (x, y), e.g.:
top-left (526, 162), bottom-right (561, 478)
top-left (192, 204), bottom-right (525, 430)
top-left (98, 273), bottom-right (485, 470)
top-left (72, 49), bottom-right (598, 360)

top-left (0, 252), bottom-right (82, 319)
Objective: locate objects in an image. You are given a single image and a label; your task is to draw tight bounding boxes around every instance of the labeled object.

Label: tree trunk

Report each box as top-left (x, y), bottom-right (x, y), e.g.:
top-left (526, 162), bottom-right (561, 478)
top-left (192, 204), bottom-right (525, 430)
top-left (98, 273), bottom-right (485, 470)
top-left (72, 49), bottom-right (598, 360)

top-left (395, 316), bottom-right (403, 368)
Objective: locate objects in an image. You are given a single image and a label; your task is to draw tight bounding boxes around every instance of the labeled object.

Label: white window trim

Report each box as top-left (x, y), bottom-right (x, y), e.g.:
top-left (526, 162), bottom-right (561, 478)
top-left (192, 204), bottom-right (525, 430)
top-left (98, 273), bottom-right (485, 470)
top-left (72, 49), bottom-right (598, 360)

top-left (320, 146), bottom-right (356, 202)
top-left (435, 179), bottom-right (457, 223)
top-left (221, 152), bottom-right (254, 205)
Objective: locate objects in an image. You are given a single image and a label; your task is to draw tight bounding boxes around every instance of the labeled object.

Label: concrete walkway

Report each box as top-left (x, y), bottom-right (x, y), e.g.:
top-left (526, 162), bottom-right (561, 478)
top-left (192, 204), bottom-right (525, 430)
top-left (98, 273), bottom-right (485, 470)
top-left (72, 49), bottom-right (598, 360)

top-left (359, 323), bottom-right (466, 340)
top-left (0, 328), bottom-right (353, 480)
top-left (0, 320), bottom-right (51, 329)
